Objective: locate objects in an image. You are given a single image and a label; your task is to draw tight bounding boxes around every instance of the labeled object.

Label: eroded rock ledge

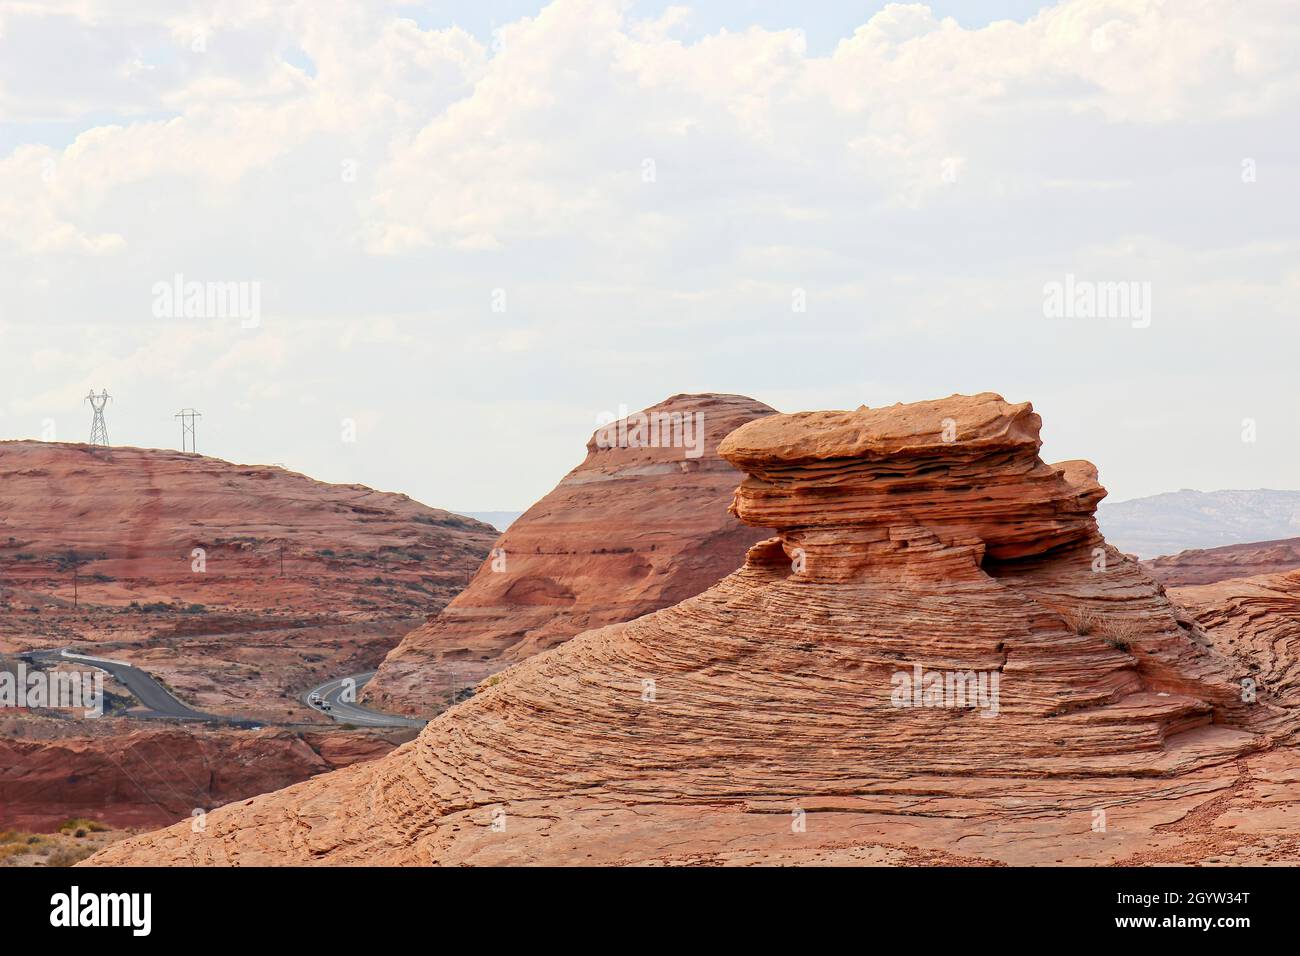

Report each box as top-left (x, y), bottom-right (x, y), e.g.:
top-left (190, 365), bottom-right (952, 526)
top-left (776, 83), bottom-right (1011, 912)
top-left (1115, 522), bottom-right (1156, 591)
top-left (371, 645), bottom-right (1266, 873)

top-left (721, 393), bottom-right (1103, 576)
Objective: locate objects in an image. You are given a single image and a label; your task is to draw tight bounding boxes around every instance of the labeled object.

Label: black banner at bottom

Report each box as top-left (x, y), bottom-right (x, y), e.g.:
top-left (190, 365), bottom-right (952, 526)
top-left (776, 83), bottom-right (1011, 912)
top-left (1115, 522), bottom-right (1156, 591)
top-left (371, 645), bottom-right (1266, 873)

top-left (0, 865), bottom-right (1277, 943)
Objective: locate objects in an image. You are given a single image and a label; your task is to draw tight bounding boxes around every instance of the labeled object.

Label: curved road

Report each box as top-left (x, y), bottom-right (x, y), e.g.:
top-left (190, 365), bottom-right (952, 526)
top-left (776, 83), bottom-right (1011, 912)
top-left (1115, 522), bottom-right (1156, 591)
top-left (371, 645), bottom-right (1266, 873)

top-left (65, 651), bottom-right (215, 721)
top-left (302, 671), bottom-right (426, 729)
top-left (22, 649), bottom-right (421, 729)
top-left (24, 648), bottom-right (255, 726)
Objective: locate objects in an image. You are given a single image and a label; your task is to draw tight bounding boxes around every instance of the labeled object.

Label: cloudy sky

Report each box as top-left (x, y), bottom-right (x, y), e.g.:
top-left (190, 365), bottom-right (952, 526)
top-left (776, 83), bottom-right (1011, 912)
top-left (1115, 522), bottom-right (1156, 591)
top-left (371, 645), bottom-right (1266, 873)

top-left (1, 0), bottom-right (1297, 512)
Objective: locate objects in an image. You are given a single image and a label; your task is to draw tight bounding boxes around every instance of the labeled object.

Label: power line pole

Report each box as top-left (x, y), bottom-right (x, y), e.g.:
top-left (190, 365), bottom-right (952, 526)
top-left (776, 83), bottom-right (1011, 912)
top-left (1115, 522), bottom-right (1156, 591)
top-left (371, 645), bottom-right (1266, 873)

top-left (175, 408), bottom-right (202, 453)
top-left (65, 550), bottom-right (85, 608)
top-left (86, 389), bottom-right (111, 446)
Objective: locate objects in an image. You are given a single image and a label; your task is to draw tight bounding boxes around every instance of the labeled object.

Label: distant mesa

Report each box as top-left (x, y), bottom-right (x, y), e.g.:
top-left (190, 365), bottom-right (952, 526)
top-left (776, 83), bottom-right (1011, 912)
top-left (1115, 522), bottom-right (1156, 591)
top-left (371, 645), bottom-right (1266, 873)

top-left (1099, 488), bottom-right (1300, 560)
top-left (86, 393), bottom-right (1297, 867)
top-left (361, 393), bottom-right (778, 715)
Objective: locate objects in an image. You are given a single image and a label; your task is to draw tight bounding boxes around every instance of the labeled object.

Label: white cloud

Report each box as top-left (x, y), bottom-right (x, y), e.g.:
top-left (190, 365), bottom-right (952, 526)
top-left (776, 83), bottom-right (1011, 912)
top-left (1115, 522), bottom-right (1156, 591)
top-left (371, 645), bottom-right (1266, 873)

top-left (0, 0), bottom-right (1298, 509)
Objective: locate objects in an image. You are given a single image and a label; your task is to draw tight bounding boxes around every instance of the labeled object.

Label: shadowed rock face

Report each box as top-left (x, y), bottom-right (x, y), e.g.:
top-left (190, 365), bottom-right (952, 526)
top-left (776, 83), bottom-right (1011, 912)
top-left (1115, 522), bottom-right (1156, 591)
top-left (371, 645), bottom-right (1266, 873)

top-left (85, 394), bottom-right (1300, 867)
top-left (0, 728), bottom-right (406, 831)
top-left (361, 393), bottom-right (778, 715)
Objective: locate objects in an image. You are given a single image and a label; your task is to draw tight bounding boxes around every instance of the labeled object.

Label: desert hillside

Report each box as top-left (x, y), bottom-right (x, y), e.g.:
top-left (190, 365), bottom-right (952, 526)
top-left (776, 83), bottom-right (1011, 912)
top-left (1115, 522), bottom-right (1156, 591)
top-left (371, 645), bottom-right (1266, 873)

top-left (362, 393), bottom-right (777, 714)
top-left (86, 394), bottom-right (1300, 867)
top-left (0, 441), bottom-right (497, 830)
top-left (0, 440), bottom-right (496, 619)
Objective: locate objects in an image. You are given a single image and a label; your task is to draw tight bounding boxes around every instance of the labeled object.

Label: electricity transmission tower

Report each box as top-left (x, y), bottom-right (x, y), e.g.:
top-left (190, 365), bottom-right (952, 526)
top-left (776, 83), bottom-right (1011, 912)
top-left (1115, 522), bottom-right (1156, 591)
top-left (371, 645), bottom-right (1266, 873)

top-left (175, 408), bottom-right (202, 453)
top-left (86, 389), bottom-right (111, 446)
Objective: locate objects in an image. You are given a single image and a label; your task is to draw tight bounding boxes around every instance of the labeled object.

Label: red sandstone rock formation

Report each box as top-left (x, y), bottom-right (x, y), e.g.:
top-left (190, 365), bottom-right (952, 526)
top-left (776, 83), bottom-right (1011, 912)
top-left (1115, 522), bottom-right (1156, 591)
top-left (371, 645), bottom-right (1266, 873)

top-left (1172, 569), bottom-right (1300, 712)
top-left (361, 393), bottom-right (777, 715)
top-left (0, 441), bottom-right (496, 618)
top-left (84, 394), bottom-right (1300, 867)
top-left (1145, 537), bottom-right (1300, 587)
top-left (0, 441), bottom-right (495, 829)
top-left (0, 726), bottom-right (408, 831)
top-left (1129, 537), bottom-right (1300, 717)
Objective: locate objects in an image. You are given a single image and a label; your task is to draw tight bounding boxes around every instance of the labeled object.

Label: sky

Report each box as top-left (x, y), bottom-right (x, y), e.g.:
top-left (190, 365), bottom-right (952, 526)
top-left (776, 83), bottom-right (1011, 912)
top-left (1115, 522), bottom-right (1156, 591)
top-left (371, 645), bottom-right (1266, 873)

top-left (1, 0), bottom-right (1297, 512)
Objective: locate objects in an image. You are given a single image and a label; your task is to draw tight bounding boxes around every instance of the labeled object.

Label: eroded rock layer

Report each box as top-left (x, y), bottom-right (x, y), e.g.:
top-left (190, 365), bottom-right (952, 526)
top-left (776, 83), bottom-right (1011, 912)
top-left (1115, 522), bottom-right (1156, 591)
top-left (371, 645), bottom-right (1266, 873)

top-left (361, 393), bottom-right (777, 715)
top-left (1146, 537), bottom-right (1300, 587)
top-left (87, 394), bottom-right (1300, 867)
top-left (1173, 569), bottom-right (1300, 713)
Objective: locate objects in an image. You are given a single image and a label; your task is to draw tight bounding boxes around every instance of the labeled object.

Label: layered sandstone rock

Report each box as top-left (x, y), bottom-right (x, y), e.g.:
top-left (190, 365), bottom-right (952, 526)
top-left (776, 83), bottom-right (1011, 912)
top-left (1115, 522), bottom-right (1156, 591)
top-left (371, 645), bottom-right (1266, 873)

top-left (361, 393), bottom-right (777, 715)
top-left (0, 441), bottom-right (496, 618)
top-left (1172, 569), bottom-right (1300, 712)
top-left (1146, 537), bottom-right (1300, 587)
top-left (0, 725), bottom-right (408, 831)
top-left (86, 394), bottom-right (1300, 867)
top-left (0, 442), bottom-right (495, 829)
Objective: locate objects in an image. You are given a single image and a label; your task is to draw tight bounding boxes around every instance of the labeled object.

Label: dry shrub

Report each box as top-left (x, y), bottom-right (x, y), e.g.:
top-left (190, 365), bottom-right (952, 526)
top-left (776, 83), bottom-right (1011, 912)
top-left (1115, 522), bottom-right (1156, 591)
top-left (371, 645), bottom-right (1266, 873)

top-left (1056, 605), bottom-right (1102, 636)
top-left (45, 844), bottom-right (98, 867)
top-left (1102, 618), bottom-right (1142, 652)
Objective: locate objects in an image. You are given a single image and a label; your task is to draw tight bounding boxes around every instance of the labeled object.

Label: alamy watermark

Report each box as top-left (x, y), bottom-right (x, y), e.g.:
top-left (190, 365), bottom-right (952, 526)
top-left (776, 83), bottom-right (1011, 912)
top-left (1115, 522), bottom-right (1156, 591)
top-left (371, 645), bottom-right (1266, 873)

top-left (152, 273), bottom-right (261, 328)
top-left (594, 405), bottom-right (705, 459)
top-left (890, 664), bottom-right (1000, 718)
top-left (1043, 274), bottom-right (1151, 328)
top-left (0, 662), bottom-right (104, 718)
top-left (50, 886), bottom-right (150, 936)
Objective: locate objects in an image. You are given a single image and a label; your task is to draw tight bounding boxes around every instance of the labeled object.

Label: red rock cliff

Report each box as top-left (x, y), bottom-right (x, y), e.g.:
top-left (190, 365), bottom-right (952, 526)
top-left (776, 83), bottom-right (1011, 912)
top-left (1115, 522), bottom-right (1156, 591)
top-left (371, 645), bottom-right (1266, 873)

top-left (361, 393), bottom-right (777, 714)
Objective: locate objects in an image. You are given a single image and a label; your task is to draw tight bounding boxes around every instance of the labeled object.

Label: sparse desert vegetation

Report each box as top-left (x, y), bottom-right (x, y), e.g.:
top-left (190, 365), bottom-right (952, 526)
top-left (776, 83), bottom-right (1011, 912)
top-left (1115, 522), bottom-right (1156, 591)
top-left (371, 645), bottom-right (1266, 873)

top-left (0, 820), bottom-right (122, 867)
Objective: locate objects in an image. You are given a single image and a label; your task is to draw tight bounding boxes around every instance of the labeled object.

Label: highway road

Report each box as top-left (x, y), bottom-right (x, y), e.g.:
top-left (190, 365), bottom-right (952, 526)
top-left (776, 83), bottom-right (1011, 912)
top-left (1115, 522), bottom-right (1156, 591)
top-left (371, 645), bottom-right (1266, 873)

top-left (21, 649), bottom-right (422, 730)
top-left (24, 648), bottom-right (255, 726)
top-left (302, 671), bottom-right (427, 728)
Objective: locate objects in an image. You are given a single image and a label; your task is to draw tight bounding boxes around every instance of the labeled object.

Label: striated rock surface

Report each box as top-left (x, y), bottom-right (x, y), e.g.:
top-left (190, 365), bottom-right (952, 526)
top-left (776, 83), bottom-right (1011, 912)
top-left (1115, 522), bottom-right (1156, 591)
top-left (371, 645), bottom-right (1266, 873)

top-left (86, 394), bottom-right (1300, 867)
top-left (1145, 537), bottom-right (1300, 587)
top-left (1172, 569), bottom-right (1300, 713)
top-left (361, 393), bottom-right (777, 715)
